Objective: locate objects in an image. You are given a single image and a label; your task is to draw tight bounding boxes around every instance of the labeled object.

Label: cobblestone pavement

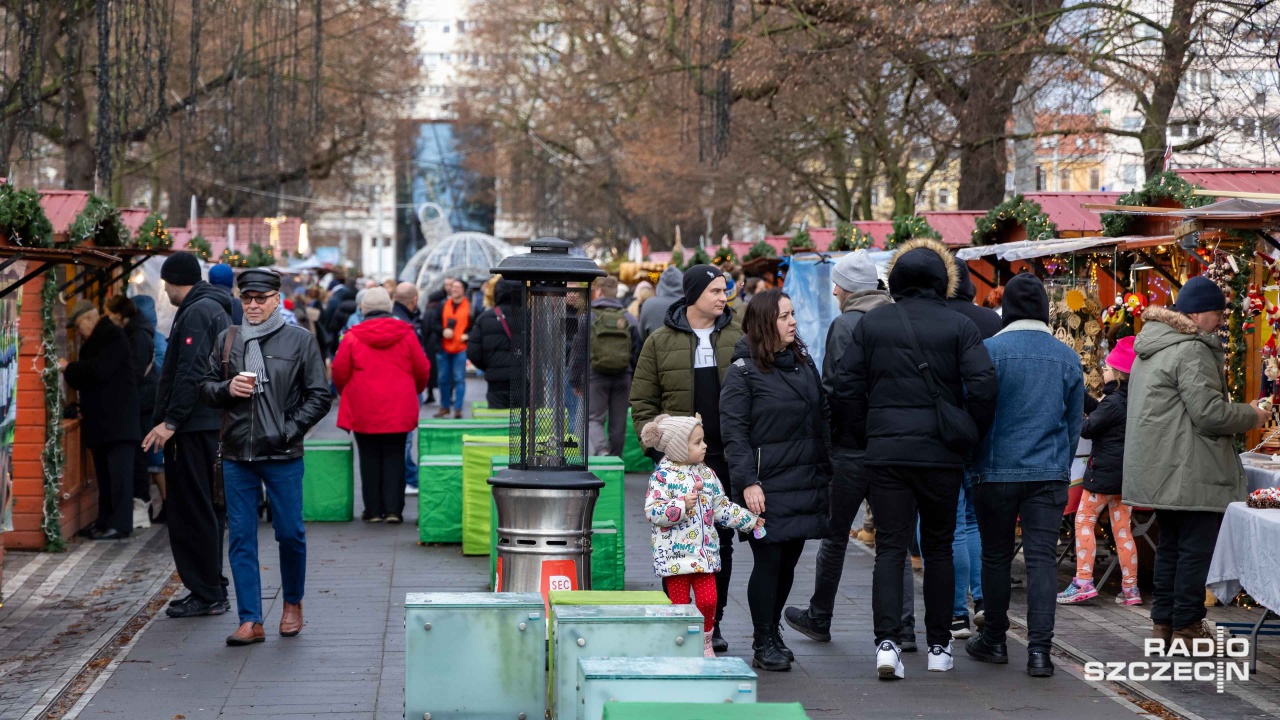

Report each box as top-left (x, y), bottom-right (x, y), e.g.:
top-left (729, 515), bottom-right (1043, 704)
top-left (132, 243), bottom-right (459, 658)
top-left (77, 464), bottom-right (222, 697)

top-left (3, 384), bottom-right (1275, 718)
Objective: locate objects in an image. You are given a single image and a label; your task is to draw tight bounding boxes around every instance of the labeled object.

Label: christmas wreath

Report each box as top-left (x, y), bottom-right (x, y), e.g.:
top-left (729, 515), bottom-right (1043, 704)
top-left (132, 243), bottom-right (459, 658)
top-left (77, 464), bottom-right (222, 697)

top-left (0, 185), bottom-right (54, 248)
top-left (972, 195), bottom-right (1057, 246)
top-left (67, 194), bottom-right (128, 248)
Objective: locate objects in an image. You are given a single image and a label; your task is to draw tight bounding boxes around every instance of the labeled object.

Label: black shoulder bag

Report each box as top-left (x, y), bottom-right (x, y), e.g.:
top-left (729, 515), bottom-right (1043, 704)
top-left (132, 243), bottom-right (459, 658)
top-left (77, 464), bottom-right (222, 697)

top-left (212, 326), bottom-right (239, 513)
top-left (894, 304), bottom-right (978, 454)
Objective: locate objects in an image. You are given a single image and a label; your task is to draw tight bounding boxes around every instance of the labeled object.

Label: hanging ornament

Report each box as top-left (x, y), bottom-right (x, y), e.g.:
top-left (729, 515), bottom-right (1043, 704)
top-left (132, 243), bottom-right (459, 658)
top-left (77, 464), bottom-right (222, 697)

top-left (1256, 251), bottom-right (1280, 286)
top-left (1123, 292), bottom-right (1149, 317)
top-left (1065, 289), bottom-right (1086, 312)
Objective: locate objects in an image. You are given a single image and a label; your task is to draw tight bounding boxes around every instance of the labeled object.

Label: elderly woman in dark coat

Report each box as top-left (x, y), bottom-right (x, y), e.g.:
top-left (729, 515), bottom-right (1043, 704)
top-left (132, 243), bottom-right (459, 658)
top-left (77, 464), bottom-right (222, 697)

top-left (719, 288), bottom-right (831, 673)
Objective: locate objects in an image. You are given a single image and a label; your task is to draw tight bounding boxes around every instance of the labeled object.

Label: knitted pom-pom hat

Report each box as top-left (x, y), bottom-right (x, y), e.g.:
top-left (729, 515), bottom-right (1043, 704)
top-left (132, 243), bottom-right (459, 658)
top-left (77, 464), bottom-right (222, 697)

top-left (639, 414), bottom-right (702, 464)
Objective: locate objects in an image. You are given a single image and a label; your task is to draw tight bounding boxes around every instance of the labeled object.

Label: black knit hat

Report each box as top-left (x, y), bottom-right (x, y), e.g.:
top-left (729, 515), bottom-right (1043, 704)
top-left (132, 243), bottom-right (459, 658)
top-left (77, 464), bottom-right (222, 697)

top-left (682, 264), bottom-right (725, 306)
top-left (1174, 276), bottom-right (1226, 314)
top-left (160, 252), bottom-right (202, 286)
top-left (1001, 273), bottom-right (1050, 327)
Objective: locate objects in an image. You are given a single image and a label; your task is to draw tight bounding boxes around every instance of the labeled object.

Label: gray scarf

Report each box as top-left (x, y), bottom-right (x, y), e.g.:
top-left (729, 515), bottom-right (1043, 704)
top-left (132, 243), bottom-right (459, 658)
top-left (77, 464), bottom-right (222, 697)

top-left (240, 306), bottom-right (286, 393)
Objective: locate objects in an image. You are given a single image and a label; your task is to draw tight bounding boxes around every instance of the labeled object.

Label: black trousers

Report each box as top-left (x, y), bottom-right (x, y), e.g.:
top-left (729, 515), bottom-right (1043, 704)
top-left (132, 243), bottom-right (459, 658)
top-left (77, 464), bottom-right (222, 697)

top-left (1152, 509), bottom-right (1222, 631)
top-left (808, 448), bottom-right (868, 618)
top-left (93, 441), bottom-right (136, 534)
top-left (486, 381), bottom-right (511, 410)
top-left (355, 432), bottom-right (408, 518)
top-left (973, 480), bottom-right (1067, 652)
top-left (165, 431), bottom-right (227, 603)
top-left (704, 452), bottom-right (734, 624)
top-left (747, 537), bottom-right (806, 626)
top-left (868, 465), bottom-right (960, 648)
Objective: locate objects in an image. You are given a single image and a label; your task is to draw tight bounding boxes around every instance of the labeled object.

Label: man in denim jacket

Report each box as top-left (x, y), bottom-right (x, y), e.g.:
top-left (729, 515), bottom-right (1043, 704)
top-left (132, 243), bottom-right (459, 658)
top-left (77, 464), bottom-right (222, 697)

top-left (966, 273), bottom-right (1084, 678)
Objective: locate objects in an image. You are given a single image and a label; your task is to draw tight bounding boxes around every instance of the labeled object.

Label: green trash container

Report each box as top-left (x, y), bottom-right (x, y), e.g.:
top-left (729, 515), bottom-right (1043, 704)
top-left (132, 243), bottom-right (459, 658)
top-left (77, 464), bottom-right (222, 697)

top-left (591, 520), bottom-right (623, 591)
top-left (302, 439), bottom-right (354, 521)
top-left (472, 406), bottom-right (511, 419)
top-left (461, 435), bottom-right (509, 556)
top-left (418, 418), bottom-right (507, 457)
top-left (418, 455), bottom-right (463, 543)
top-left (613, 408), bottom-right (654, 474)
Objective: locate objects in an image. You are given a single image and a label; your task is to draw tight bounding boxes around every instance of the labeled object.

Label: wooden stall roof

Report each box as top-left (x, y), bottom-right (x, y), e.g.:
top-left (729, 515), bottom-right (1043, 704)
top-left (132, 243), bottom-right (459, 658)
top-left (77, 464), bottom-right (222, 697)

top-left (1176, 168), bottom-right (1280, 195)
top-left (119, 208), bottom-right (150, 235)
top-left (0, 244), bottom-right (120, 267)
top-left (1023, 192), bottom-right (1124, 233)
top-left (38, 190), bottom-right (91, 235)
top-left (919, 211), bottom-right (984, 247)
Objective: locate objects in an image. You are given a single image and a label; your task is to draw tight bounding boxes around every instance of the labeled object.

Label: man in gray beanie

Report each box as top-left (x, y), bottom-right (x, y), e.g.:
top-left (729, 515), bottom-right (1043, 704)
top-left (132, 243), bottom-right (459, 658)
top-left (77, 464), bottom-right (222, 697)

top-left (785, 249), bottom-right (918, 649)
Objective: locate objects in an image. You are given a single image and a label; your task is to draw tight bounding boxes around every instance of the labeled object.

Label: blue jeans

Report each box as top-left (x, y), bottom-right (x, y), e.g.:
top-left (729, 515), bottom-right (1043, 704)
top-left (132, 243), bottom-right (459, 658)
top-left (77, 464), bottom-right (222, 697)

top-left (953, 471), bottom-right (983, 615)
top-left (436, 351), bottom-right (467, 411)
top-left (224, 458), bottom-right (306, 624)
top-left (404, 436), bottom-right (419, 488)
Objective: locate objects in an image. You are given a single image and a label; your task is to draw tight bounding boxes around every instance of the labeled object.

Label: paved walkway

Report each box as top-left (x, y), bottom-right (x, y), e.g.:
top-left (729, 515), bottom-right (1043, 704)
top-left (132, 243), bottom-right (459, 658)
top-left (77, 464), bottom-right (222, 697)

top-left (2, 381), bottom-right (1276, 718)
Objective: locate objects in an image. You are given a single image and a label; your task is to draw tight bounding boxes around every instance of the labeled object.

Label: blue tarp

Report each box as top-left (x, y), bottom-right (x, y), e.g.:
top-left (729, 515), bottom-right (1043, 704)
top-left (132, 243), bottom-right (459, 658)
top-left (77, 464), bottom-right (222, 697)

top-left (781, 251), bottom-right (895, 374)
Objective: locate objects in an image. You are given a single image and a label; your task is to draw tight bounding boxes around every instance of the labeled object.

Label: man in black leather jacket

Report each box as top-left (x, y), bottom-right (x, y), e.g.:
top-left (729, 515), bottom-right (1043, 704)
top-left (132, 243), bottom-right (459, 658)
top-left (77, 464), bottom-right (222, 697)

top-left (143, 252), bottom-right (232, 619)
top-left (199, 269), bottom-right (331, 647)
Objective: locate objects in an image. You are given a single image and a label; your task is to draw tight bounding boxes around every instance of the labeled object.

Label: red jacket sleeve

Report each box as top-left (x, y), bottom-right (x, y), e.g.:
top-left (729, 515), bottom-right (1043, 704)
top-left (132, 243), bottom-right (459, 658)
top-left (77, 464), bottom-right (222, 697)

top-left (332, 336), bottom-right (354, 392)
top-left (408, 336), bottom-right (431, 393)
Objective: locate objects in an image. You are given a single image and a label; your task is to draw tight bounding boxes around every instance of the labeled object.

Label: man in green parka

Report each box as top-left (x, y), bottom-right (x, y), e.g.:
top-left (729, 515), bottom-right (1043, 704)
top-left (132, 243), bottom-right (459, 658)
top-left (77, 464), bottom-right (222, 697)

top-left (1124, 276), bottom-right (1268, 646)
top-left (631, 264), bottom-right (743, 652)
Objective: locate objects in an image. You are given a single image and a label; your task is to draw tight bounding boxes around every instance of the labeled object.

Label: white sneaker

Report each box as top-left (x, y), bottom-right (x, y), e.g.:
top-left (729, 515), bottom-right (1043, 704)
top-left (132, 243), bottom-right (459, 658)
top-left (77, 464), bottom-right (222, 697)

top-left (703, 631), bottom-right (715, 658)
top-left (133, 499), bottom-right (151, 530)
top-left (405, 485), bottom-right (419, 496)
top-left (876, 640), bottom-right (904, 680)
top-left (928, 641), bottom-right (954, 672)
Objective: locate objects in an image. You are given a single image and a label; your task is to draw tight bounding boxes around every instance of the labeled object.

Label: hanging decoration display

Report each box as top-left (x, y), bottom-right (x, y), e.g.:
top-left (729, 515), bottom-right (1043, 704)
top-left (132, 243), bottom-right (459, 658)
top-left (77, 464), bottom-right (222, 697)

top-left (972, 195), bottom-right (1057, 246)
top-left (1049, 283), bottom-right (1108, 393)
top-left (1101, 172), bottom-right (1213, 237)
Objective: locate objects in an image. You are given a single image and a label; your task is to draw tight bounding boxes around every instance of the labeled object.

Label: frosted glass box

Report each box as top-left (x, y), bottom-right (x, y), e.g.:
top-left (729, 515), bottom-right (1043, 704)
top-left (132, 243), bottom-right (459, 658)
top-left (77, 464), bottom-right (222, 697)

top-left (576, 656), bottom-right (757, 720)
top-left (551, 604), bottom-right (704, 719)
top-left (405, 592), bottom-right (546, 720)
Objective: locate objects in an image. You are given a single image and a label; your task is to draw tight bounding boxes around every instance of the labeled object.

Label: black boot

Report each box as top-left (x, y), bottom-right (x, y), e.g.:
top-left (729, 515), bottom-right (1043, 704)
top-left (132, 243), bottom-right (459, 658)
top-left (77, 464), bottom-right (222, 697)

top-left (711, 623), bottom-right (729, 653)
top-left (751, 623), bottom-right (791, 672)
top-left (772, 623), bottom-right (795, 661)
top-left (965, 634), bottom-right (1009, 664)
top-left (783, 606), bottom-right (832, 643)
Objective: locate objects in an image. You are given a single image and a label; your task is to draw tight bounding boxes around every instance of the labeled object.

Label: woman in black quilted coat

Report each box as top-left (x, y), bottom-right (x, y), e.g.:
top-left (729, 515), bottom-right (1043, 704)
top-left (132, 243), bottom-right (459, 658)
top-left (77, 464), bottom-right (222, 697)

top-left (720, 288), bottom-right (831, 672)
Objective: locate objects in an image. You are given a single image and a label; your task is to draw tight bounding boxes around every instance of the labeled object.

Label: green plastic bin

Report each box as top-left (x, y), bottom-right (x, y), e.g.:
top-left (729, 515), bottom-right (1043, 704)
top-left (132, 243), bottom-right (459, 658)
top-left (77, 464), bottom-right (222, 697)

top-left (418, 455), bottom-right (463, 543)
top-left (302, 439), bottom-right (354, 521)
top-left (608, 408), bottom-right (654, 474)
top-left (548, 590), bottom-right (670, 606)
top-left (461, 435), bottom-right (510, 556)
top-left (417, 418), bottom-right (508, 457)
top-left (591, 520), bottom-right (623, 591)
top-left (603, 703), bottom-right (811, 720)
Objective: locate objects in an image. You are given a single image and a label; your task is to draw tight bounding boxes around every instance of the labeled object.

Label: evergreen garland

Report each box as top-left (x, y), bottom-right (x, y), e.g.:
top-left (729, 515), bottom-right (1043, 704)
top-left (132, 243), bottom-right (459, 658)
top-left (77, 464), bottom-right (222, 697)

top-left (40, 272), bottom-right (65, 551)
top-left (220, 248), bottom-right (248, 268)
top-left (829, 221), bottom-right (874, 251)
top-left (689, 246), bottom-right (712, 266)
top-left (973, 195), bottom-right (1057, 246)
top-left (67, 194), bottom-right (128, 248)
top-left (887, 215), bottom-right (941, 249)
top-left (743, 240), bottom-right (777, 261)
top-left (669, 246), bottom-right (684, 269)
top-left (133, 213), bottom-right (173, 250)
top-left (1101, 171), bottom-right (1214, 237)
top-left (1222, 235), bottom-right (1255, 410)
top-left (786, 228), bottom-right (814, 255)
top-left (713, 245), bottom-right (736, 265)
top-left (246, 243), bottom-right (275, 267)
top-left (0, 185), bottom-right (54, 248)
top-left (186, 235), bottom-right (214, 261)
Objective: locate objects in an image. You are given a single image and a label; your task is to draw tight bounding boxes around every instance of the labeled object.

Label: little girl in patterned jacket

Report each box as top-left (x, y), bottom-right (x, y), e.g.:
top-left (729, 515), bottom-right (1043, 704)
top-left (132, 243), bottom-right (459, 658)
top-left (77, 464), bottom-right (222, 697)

top-left (642, 414), bottom-right (763, 657)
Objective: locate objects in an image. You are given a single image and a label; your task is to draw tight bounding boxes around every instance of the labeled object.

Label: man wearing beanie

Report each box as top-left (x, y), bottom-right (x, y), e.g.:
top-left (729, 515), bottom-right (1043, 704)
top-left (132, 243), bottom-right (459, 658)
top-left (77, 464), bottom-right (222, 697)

top-left (208, 263), bottom-right (244, 325)
top-left (786, 249), bottom-right (915, 646)
top-left (201, 269), bottom-right (331, 645)
top-left (1125, 275), bottom-right (1267, 647)
top-left (144, 252), bottom-right (234, 618)
top-left (631, 262), bottom-right (743, 651)
top-left (968, 272), bottom-right (1084, 677)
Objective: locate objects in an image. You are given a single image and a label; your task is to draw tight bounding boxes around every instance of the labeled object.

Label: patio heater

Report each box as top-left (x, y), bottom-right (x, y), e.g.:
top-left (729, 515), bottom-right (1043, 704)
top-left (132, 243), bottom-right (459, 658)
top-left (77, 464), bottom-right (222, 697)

top-left (489, 238), bottom-right (605, 593)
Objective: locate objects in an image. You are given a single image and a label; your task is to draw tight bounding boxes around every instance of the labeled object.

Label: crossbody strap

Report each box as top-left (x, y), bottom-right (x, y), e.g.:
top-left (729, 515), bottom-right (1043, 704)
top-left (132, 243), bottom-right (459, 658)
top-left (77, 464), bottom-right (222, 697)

top-left (494, 306), bottom-right (512, 339)
top-left (894, 303), bottom-right (956, 407)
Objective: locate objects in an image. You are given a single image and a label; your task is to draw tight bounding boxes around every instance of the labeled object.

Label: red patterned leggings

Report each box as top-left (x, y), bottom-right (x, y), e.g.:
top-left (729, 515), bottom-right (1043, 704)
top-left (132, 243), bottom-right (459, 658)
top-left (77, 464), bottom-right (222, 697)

top-left (663, 573), bottom-right (718, 631)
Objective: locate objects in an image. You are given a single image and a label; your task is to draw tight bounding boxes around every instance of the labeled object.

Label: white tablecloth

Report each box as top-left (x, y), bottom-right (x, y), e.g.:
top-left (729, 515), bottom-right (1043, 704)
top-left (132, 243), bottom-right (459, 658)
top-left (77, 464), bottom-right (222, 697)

top-left (1207, 502), bottom-right (1280, 612)
top-left (1240, 453), bottom-right (1280, 492)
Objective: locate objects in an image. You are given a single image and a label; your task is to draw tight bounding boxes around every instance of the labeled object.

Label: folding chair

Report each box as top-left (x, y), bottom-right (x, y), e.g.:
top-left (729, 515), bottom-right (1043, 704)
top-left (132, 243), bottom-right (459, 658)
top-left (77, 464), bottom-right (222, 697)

top-left (1094, 506), bottom-right (1158, 589)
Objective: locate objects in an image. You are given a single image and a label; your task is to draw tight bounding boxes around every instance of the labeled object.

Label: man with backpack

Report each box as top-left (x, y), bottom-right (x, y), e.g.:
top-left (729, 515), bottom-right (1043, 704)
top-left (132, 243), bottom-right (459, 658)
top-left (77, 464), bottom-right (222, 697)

top-left (574, 276), bottom-right (641, 456)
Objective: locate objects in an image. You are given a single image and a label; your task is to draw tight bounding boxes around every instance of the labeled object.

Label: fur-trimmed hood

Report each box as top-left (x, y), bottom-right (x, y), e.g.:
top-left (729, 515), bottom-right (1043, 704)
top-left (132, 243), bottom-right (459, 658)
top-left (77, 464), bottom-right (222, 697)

top-left (1135, 305), bottom-right (1218, 360)
top-left (887, 238), bottom-right (959, 300)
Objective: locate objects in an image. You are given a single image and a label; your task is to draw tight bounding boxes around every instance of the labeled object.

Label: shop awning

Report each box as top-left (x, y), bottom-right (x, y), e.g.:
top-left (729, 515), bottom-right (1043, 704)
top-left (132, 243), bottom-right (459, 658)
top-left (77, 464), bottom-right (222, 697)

top-left (955, 236), bottom-right (1119, 262)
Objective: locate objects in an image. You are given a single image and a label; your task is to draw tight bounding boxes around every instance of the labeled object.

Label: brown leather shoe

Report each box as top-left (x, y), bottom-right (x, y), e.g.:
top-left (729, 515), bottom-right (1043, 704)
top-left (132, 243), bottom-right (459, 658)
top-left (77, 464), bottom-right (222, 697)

top-left (226, 622), bottom-right (265, 646)
top-left (433, 408), bottom-right (450, 418)
top-left (453, 409), bottom-right (463, 419)
top-left (1152, 622), bottom-right (1173, 649)
top-left (1172, 618), bottom-right (1217, 653)
top-left (280, 601), bottom-right (303, 637)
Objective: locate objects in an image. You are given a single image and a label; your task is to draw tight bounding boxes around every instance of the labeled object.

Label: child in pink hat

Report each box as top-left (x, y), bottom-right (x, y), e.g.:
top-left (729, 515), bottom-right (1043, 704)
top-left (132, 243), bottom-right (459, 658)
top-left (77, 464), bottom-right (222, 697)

top-left (1059, 336), bottom-right (1141, 606)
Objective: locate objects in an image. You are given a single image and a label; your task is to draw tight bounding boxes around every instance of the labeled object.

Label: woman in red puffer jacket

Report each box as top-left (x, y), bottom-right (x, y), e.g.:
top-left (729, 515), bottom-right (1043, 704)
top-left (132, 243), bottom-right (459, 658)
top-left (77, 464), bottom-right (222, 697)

top-left (333, 288), bottom-right (431, 523)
